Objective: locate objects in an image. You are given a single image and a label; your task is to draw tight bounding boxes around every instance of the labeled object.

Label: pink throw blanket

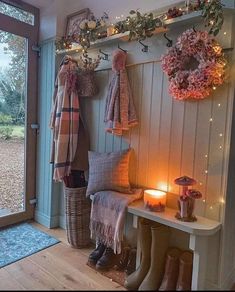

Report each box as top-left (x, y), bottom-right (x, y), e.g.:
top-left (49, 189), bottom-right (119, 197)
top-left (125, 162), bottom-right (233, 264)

top-left (90, 189), bottom-right (143, 254)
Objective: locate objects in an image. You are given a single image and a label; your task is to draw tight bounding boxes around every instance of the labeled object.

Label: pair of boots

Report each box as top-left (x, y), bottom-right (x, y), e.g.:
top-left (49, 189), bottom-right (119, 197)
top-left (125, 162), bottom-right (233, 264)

top-left (124, 219), bottom-right (170, 291)
top-left (159, 247), bottom-right (193, 291)
top-left (88, 243), bottom-right (119, 271)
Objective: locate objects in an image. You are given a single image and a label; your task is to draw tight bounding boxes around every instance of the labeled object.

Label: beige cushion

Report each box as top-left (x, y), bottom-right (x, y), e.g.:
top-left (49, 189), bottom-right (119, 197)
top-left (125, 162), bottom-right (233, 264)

top-left (86, 148), bottom-right (133, 197)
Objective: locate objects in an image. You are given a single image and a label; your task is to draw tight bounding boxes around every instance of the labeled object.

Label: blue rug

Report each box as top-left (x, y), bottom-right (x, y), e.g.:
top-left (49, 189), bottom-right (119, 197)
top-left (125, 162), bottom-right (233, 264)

top-left (0, 223), bottom-right (60, 268)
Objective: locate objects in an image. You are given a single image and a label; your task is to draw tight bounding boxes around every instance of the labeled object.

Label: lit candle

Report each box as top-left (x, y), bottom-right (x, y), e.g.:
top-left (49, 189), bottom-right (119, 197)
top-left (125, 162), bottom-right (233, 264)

top-left (144, 189), bottom-right (166, 212)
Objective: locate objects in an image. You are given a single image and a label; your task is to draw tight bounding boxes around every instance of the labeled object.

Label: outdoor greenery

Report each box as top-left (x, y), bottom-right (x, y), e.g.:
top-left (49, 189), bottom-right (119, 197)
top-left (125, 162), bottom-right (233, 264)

top-left (0, 2), bottom-right (30, 139)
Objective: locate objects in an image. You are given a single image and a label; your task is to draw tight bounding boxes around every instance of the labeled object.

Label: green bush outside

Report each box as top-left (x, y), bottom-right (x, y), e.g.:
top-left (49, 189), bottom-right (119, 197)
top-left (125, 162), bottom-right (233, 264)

top-left (0, 126), bottom-right (13, 140)
top-left (0, 113), bottom-right (12, 125)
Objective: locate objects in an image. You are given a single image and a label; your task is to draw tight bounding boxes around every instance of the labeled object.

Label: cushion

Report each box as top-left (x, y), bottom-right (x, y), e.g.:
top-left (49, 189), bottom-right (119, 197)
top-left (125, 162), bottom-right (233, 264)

top-left (86, 148), bottom-right (133, 197)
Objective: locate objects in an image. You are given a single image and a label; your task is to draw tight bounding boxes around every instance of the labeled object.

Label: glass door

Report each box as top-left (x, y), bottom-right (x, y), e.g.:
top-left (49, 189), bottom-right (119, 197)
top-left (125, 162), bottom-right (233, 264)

top-left (0, 0), bottom-right (39, 227)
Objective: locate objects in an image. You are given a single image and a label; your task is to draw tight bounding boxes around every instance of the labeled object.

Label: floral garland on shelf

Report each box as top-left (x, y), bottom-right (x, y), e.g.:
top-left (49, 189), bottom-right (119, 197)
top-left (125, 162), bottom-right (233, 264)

top-left (161, 28), bottom-right (227, 101)
top-left (55, 12), bottom-right (109, 53)
top-left (55, 0), bottom-right (224, 53)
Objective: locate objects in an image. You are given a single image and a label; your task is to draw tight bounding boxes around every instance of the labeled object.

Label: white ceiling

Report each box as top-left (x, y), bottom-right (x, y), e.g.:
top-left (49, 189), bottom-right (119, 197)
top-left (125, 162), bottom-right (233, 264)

top-left (23, 0), bottom-right (54, 9)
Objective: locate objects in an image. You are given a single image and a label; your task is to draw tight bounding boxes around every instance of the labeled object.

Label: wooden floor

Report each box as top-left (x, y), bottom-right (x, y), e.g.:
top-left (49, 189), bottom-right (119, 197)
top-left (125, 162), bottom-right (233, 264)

top-left (0, 222), bottom-right (125, 291)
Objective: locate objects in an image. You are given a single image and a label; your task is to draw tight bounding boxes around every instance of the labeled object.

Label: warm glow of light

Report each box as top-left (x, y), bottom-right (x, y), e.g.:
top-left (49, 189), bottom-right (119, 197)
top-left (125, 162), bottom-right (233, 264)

top-left (199, 182), bottom-right (203, 186)
top-left (220, 198), bottom-right (225, 204)
top-left (203, 199), bottom-right (206, 203)
top-left (210, 206), bottom-right (213, 210)
top-left (205, 154), bottom-right (208, 158)
top-left (224, 31), bottom-right (227, 35)
top-left (219, 133), bottom-right (223, 137)
top-left (209, 118), bottom-right (213, 122)
top-left (218, 103), bottom-right (221, 107)
top-left (157, 183), bottom-right (169, 192)
top-left (213, 86), bottom-right (216, 90)
top-left (219, 145), bottom-right (223, 149)
top-left (205, 170), bottom-right (208, 174)
top-left (144, 189), bottom-right (167, 212)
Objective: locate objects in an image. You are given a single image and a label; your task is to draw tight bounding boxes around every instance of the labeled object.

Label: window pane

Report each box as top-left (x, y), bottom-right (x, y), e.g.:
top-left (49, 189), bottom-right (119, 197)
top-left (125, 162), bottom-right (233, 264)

top-left (0, 1), bottom-right (34, 25)
top-left (0, 30), bottom-right (27, 216)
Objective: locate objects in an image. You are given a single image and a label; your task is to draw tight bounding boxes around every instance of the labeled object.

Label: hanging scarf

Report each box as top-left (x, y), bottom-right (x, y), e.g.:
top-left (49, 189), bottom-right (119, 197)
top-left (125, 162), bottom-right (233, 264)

top-left (104, 50), bottom-right (138, 135)
top-left (50, 56), bottom-right (80, 181)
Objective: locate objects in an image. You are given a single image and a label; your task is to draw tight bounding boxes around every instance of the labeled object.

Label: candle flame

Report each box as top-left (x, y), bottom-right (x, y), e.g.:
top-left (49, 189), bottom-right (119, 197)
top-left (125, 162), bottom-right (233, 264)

top-left (157, 183), bottom-right (169, 192)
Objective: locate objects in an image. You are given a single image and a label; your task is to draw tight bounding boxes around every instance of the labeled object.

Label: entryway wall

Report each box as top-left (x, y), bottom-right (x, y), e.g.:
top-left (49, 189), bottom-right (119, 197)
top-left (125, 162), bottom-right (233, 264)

top-left (35, 4), bottom-right (235, 291)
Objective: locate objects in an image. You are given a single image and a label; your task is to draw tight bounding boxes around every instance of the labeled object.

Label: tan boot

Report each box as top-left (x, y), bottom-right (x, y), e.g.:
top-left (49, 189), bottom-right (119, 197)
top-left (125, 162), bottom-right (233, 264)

top-left (138, 225), bottom-right (170, 291)
top-left (124, 219), bottom-right (152, 290)
top-left (159, 247), bottom-right (181, 291)
top-left (176, 251), bottom-right (193, 291)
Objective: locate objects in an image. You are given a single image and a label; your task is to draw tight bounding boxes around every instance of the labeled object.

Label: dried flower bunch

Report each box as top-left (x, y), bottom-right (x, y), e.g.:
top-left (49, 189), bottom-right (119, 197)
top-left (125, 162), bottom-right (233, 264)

top-left (55, 12), bottom-right (109, 52)
top-left (77, 53), bottom-right (101, 72)
top-left (161, 28), bottom-right (227, 100)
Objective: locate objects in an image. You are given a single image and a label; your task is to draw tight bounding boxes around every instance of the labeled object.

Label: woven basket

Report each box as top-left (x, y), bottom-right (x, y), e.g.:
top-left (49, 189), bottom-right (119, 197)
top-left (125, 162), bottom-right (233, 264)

top-left (64, 186), bottom-right (91, 248)
top-left (78, 70), bottom-right (98, 97)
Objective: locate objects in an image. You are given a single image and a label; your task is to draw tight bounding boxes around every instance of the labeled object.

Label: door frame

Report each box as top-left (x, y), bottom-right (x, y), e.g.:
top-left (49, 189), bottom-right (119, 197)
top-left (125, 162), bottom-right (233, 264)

top-left (0, 0), bottom-right (39, 227)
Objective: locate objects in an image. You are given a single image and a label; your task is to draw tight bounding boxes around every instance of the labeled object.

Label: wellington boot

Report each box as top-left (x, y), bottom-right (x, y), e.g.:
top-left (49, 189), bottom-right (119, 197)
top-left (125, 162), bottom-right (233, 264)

top-left (124, 220), bottom-right (152, 290)
top-left (138, 225), bottom-right (170, 291)
top-left (159, 247), bottom-right (181, 291)
top-left (176, 251), bottom-right (193, 291)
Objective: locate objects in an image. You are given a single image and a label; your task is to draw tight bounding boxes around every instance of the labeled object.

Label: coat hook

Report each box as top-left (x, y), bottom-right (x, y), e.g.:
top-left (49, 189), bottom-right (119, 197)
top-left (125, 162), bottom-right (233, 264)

top-left (99, 49), bottom-right (109, 61)
top-left (163, 33), bottom-right (173, 47)
top-left (193, 25), bottom-right (197, 32)
top-left (118, 43), bottom-right (127, 53)
top-left (139, 40), bottom-right (148, 53)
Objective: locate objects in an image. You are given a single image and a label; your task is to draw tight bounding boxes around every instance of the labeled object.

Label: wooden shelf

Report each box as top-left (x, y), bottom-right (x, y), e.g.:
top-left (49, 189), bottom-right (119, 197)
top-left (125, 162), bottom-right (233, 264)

top-left (128, 200), bottom-right (221, 236)
top-left (56, 0), bottom-right (235, 55)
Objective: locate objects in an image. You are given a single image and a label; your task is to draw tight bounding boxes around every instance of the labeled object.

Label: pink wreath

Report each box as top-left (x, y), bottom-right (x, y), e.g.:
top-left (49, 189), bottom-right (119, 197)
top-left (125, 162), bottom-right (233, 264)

top-left (161, 29), bottom-right (227, 100)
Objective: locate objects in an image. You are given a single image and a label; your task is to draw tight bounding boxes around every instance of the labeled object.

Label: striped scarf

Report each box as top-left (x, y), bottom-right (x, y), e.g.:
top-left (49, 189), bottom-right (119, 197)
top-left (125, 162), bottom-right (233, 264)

top-left (50, 57), bottom-right (80, 181)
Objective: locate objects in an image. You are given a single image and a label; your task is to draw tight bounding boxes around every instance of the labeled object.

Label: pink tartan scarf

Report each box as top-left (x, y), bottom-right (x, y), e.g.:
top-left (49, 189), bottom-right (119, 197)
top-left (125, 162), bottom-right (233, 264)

top-left (90, 189), bottom-right (143, 254)
top-left (50, 56), bottom-right (80, 181)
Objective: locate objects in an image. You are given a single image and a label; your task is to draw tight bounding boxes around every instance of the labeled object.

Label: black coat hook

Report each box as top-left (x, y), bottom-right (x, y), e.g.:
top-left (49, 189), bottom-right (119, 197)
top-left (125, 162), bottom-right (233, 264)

top-left (118, 43), bottom-right (127, 53)
top-left (99, 49), bottom-right (109, 61)
top-left (163, 33), bottom-right (173, 47)
top-left (139, 40), bottom-right (148, 53)
top-left (193, 25), bottom-right (197, 32)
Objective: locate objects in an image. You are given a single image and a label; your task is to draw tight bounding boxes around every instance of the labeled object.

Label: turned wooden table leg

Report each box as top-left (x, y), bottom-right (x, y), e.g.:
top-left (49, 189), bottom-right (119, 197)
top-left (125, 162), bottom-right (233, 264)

top-left (189, 234), bottom-right (208, 290)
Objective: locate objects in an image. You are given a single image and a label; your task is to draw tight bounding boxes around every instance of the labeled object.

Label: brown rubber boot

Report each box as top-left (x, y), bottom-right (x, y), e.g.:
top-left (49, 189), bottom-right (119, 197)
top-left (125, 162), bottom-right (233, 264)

top-left (138, 225), bottom-right (170, 291)
top-left (124, 219), bottom-right (152, 290)
top-left (176, 251), bottom-right (193, 291)
top-left (159, 247), bottom-right (181, 291)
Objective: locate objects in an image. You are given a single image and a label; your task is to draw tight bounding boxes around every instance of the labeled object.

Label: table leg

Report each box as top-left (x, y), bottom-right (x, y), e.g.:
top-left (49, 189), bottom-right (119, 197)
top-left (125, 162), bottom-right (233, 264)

top-left (189, 234), bottom-right (208, 290)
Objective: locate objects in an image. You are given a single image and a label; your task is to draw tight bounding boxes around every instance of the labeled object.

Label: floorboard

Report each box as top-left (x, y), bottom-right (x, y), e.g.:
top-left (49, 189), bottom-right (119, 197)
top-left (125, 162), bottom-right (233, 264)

top-left (0, 221), bottom-right (125, 291)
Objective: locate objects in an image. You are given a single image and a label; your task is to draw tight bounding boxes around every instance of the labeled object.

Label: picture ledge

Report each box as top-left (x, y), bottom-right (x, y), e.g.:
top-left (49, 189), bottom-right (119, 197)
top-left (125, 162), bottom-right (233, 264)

top-left (56, 2), bottom-right (235, 55)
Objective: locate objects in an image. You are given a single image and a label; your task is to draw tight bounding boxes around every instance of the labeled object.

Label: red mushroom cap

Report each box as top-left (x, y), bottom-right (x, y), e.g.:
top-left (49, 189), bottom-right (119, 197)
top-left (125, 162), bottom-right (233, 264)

top-left (174, 176), bottom-right (196, 186)
top-left (186, 189), bottom-right (202, 199)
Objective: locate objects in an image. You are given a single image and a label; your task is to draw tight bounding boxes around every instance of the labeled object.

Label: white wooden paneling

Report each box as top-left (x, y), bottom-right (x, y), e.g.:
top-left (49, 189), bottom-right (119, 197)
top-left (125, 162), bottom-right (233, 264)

top-left (82, 50), bottom-right (232, 221)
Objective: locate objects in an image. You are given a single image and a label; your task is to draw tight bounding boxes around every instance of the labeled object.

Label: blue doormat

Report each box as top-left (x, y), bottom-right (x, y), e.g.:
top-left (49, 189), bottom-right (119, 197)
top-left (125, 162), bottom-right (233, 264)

top-left (0, 223), bottom-right (60, 268)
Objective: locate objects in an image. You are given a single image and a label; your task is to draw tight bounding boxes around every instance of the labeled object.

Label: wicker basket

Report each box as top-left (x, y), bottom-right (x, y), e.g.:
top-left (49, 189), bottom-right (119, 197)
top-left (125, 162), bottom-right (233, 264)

top-left (77, 70), bottom-right (98, 97)
top-left (64, 186), bottom-right (91, 248)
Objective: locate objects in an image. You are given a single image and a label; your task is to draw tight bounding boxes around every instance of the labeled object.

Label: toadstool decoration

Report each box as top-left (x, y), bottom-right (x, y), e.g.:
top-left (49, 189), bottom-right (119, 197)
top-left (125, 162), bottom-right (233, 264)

top-left (174, 176), bottom-right (202, 222)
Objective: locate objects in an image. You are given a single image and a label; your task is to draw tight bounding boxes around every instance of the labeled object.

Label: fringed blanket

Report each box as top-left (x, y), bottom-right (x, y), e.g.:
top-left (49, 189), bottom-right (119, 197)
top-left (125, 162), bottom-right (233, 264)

top-left (90, 189), bottom-right (143, 254)
top-left (50, 55), bottom-right (80, 181)
top-left (104, 50), bottom-right (138, 136)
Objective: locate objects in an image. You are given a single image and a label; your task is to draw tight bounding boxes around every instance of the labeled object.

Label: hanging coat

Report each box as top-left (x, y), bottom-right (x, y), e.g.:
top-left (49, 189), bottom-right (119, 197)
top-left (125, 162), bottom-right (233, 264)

top-left (50, 55), bottom-right (89, 182)
top-left (104, 50), bottom-right (138, 136)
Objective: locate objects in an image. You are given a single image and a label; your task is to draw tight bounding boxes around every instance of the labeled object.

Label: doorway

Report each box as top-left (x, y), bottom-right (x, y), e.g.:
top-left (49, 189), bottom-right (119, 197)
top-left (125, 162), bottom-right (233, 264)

top-left (0, 0), bottom-right (39, 227)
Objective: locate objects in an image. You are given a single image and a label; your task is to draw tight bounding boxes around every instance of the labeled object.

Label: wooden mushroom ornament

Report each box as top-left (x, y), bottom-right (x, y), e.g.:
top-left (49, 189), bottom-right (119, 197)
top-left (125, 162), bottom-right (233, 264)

top-left (174, 176), bottom-right (202, 222)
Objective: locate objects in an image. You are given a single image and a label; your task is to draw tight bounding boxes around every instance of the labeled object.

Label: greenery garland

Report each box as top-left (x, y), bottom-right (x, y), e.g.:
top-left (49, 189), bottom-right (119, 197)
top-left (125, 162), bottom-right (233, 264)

top-left (55, 0), bottom-right (224, 52)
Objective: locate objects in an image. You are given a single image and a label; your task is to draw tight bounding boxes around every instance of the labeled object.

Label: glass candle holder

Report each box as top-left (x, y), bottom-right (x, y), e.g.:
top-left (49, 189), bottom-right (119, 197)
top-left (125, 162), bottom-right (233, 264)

top-left (144, 189), bottom-right (166, 212)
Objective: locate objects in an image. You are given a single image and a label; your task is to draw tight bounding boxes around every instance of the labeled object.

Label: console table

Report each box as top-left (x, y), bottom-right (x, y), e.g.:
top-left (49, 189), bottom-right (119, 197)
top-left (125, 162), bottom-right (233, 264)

top-left (127, 200), bottom-right (221, 290)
